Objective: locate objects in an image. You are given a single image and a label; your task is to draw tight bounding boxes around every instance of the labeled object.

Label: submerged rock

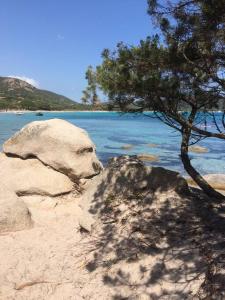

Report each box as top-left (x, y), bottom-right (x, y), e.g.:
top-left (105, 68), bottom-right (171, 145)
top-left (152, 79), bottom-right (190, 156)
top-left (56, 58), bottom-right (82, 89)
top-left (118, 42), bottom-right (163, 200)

top-left (187, 174), bottom-right (225, 191)
top-left (189, 145), bottom-right (208, 153)
top-left (147, 143), bottom-right (157, 148)
top-left (121, 144), bottom-right (134, 150)
top-left (3, 119), bottom-right (103, 181)
top-left (137, 153), bottom-right (159, 162)
top-left (204, 174), bottom-right (225, 190)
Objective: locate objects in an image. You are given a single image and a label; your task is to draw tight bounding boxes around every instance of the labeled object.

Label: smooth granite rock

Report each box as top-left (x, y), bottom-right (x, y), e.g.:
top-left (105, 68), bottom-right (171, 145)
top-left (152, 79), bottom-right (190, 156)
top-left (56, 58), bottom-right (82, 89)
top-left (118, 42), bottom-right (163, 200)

top-left (0, 185), bottom-right (32, 233)
top-left (3, 119), bottom-right (103, 181)
top-left (0, 153), bottom-right (74, 196)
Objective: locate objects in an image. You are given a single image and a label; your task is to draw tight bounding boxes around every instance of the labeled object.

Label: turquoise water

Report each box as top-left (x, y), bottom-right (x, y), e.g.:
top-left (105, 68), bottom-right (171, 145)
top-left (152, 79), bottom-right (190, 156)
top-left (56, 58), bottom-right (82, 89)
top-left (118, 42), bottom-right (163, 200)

top-left (0, 111), bottom-right (224, 175)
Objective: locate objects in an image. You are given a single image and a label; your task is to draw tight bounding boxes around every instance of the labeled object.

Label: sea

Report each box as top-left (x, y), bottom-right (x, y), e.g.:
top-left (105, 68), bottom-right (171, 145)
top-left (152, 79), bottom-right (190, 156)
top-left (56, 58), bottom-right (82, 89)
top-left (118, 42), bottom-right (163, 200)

top-left (0, 111), bottom-right (224, 175)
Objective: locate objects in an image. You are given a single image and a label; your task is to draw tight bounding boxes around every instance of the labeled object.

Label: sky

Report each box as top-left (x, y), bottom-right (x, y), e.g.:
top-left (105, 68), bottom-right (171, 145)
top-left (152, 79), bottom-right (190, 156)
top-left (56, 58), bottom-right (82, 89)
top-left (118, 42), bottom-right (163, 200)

top-left (0, 0), bottom-right (157, 101)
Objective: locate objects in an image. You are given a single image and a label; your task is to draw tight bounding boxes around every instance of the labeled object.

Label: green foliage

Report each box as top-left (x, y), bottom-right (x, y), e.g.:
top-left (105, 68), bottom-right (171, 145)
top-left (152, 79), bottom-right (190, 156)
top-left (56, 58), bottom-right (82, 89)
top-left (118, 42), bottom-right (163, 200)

top-left (96, 0), bottom-right (225, 128)
top-left (83, 65), bottom-right (101, 107)
top-left (81, 89), bottom-right (91, 105)
top-left (94, 0), bottom-right (225, 199)
top-left (0, 77), bottom-right (104, 111)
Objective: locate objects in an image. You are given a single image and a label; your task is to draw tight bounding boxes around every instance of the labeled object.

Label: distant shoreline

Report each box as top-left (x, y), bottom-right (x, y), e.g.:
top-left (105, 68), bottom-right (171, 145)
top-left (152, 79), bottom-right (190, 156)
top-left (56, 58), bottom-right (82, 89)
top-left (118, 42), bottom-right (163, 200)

top-left (0, 110), bottom-right (112, 113)
top-left (0, 110), bottom-right (223, 114)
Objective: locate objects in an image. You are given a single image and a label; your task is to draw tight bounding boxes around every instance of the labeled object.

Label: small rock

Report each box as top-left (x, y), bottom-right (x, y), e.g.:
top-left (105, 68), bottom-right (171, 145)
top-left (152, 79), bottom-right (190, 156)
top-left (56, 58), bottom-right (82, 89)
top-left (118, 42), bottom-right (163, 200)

top-left (189, 145), bottom-right (208, 153)
top-left (137, 153), bottom-right (159, 162)
top-left (147, 143), bottom-right (157, 148)
top-left (187, 174), bottom-right (225, 191)
top-left (121, 144), bottom-right (134, 150)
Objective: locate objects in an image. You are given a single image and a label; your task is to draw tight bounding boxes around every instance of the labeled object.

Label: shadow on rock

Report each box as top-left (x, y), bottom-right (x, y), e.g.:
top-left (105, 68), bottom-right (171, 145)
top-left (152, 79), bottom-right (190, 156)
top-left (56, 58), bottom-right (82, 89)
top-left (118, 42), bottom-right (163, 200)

top-left (82, 156), bottom-right (225, 299)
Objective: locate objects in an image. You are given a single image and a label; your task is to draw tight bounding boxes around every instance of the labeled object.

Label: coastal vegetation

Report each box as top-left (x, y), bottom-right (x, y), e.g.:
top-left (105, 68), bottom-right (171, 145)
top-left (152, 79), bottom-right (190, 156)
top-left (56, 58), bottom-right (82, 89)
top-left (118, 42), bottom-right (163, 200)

top-left (0, 76), bottom-right (107, 111)
top-left (81, 66), bottom-right (101, 107)
top-left (94, 0), bottom-right (225, 200)
top-left (1, 1), bottom-right (225, 298)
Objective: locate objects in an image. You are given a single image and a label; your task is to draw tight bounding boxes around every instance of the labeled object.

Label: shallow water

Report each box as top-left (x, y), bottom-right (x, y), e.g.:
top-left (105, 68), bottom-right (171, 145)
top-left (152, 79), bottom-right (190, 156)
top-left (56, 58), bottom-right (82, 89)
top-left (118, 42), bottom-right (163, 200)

top-left (0, 111), bottom-right (224, 175)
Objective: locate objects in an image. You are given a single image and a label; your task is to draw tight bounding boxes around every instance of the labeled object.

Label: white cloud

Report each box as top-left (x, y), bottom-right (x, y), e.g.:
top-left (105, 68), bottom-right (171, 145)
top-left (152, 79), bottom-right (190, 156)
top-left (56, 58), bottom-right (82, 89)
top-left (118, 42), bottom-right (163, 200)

top-left (57, 33), bottom-right (65, 40)
top-left (8, 75), bottom-right (40, 88)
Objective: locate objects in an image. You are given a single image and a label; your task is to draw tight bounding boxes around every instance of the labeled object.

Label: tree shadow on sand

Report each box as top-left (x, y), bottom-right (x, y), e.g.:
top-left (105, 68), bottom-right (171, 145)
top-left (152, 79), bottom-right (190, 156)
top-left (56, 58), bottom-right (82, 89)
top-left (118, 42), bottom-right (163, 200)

top-left (82, 157), bottom-right (225, 299)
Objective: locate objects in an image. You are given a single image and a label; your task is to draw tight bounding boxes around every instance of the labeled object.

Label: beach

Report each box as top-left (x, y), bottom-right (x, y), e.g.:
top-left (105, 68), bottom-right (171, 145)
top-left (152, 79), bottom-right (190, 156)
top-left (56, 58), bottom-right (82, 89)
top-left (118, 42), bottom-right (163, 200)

top-left (0, 118), bottom-right (224, 299)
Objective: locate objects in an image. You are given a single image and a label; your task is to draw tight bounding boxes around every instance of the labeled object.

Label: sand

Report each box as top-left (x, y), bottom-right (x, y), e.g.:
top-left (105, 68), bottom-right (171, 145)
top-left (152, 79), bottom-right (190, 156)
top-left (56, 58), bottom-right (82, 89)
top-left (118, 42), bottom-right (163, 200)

top-left (0, 187), bottom-right (224, 299)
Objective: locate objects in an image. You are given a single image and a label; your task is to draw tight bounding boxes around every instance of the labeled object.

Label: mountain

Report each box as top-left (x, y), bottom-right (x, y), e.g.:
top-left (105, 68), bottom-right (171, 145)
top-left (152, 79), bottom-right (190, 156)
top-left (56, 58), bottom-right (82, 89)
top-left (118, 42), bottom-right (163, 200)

top-left (0, 77), bottom-right (86, 111)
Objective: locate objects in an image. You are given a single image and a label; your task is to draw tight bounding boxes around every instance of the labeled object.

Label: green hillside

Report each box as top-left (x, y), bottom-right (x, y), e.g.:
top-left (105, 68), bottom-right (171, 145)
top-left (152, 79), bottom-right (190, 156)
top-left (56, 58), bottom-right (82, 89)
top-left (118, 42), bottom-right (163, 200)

top-left (0, 76), bottom-right (88, 111)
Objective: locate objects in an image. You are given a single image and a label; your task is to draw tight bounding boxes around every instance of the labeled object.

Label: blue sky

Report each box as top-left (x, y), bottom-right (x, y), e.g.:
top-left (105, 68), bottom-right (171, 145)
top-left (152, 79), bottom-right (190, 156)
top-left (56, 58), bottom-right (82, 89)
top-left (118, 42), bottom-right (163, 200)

top-left (0, 0), bottom-right (156, 101)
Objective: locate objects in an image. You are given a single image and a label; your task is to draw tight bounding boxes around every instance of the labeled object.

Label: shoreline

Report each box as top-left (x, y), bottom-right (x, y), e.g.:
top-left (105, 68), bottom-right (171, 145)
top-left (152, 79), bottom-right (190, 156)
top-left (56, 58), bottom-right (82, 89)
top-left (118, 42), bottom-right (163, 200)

top-left (0, 110), bottom-right (223, 114)
top-left (0, 110), bottom-right (114, 113)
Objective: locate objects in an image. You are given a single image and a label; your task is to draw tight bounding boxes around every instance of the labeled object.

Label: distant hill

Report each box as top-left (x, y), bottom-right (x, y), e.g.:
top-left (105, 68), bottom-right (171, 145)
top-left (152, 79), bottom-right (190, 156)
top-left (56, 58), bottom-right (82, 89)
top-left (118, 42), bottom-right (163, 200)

top-left (0, 77), bottom-right (89, 111)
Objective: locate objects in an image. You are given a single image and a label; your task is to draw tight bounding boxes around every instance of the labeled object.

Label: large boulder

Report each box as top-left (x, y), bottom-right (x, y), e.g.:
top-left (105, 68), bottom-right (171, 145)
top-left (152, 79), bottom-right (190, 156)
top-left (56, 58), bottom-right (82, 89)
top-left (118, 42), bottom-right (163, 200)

top-left (101, 155), bottom-right (188, 194)
top-left (3, 119), bottom-right (103, 181)
top-left (187, 174), bottom-right (225, 191)
top-left (0, 153), bottom-right (73, 196)
top-left (0, 185), bottom-right (32, 233)
top-left (81, 156), bottom-right (189, 214)
top-left (203, 174), bottom-right (225, 191)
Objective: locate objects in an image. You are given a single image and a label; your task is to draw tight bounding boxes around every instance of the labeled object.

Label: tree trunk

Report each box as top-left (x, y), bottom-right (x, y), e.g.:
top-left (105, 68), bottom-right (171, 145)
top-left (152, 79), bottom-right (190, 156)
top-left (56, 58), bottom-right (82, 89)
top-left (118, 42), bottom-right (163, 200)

top-left (181, 127), bottom-right (225, 202)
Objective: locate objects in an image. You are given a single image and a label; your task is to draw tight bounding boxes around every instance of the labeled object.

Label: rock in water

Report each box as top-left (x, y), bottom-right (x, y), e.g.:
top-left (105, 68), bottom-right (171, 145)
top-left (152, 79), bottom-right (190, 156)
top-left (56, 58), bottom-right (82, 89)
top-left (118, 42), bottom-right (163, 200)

top-left (147, 143), bottom-right (157, 148)
top-left (121, 144), bottom-right (134, 150)
top-left (0, 185), bottom-right (32, 233)
top-left (187, 174), bottom-right (225, 191)
top-left (3, 119), bottom-right (103, 181)
top-left (189, 145), bottom-right (208, 153)
top-left (137, 153), bottom-right (159, 162)
top-left (203, 174), bottom-right (225, 191)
